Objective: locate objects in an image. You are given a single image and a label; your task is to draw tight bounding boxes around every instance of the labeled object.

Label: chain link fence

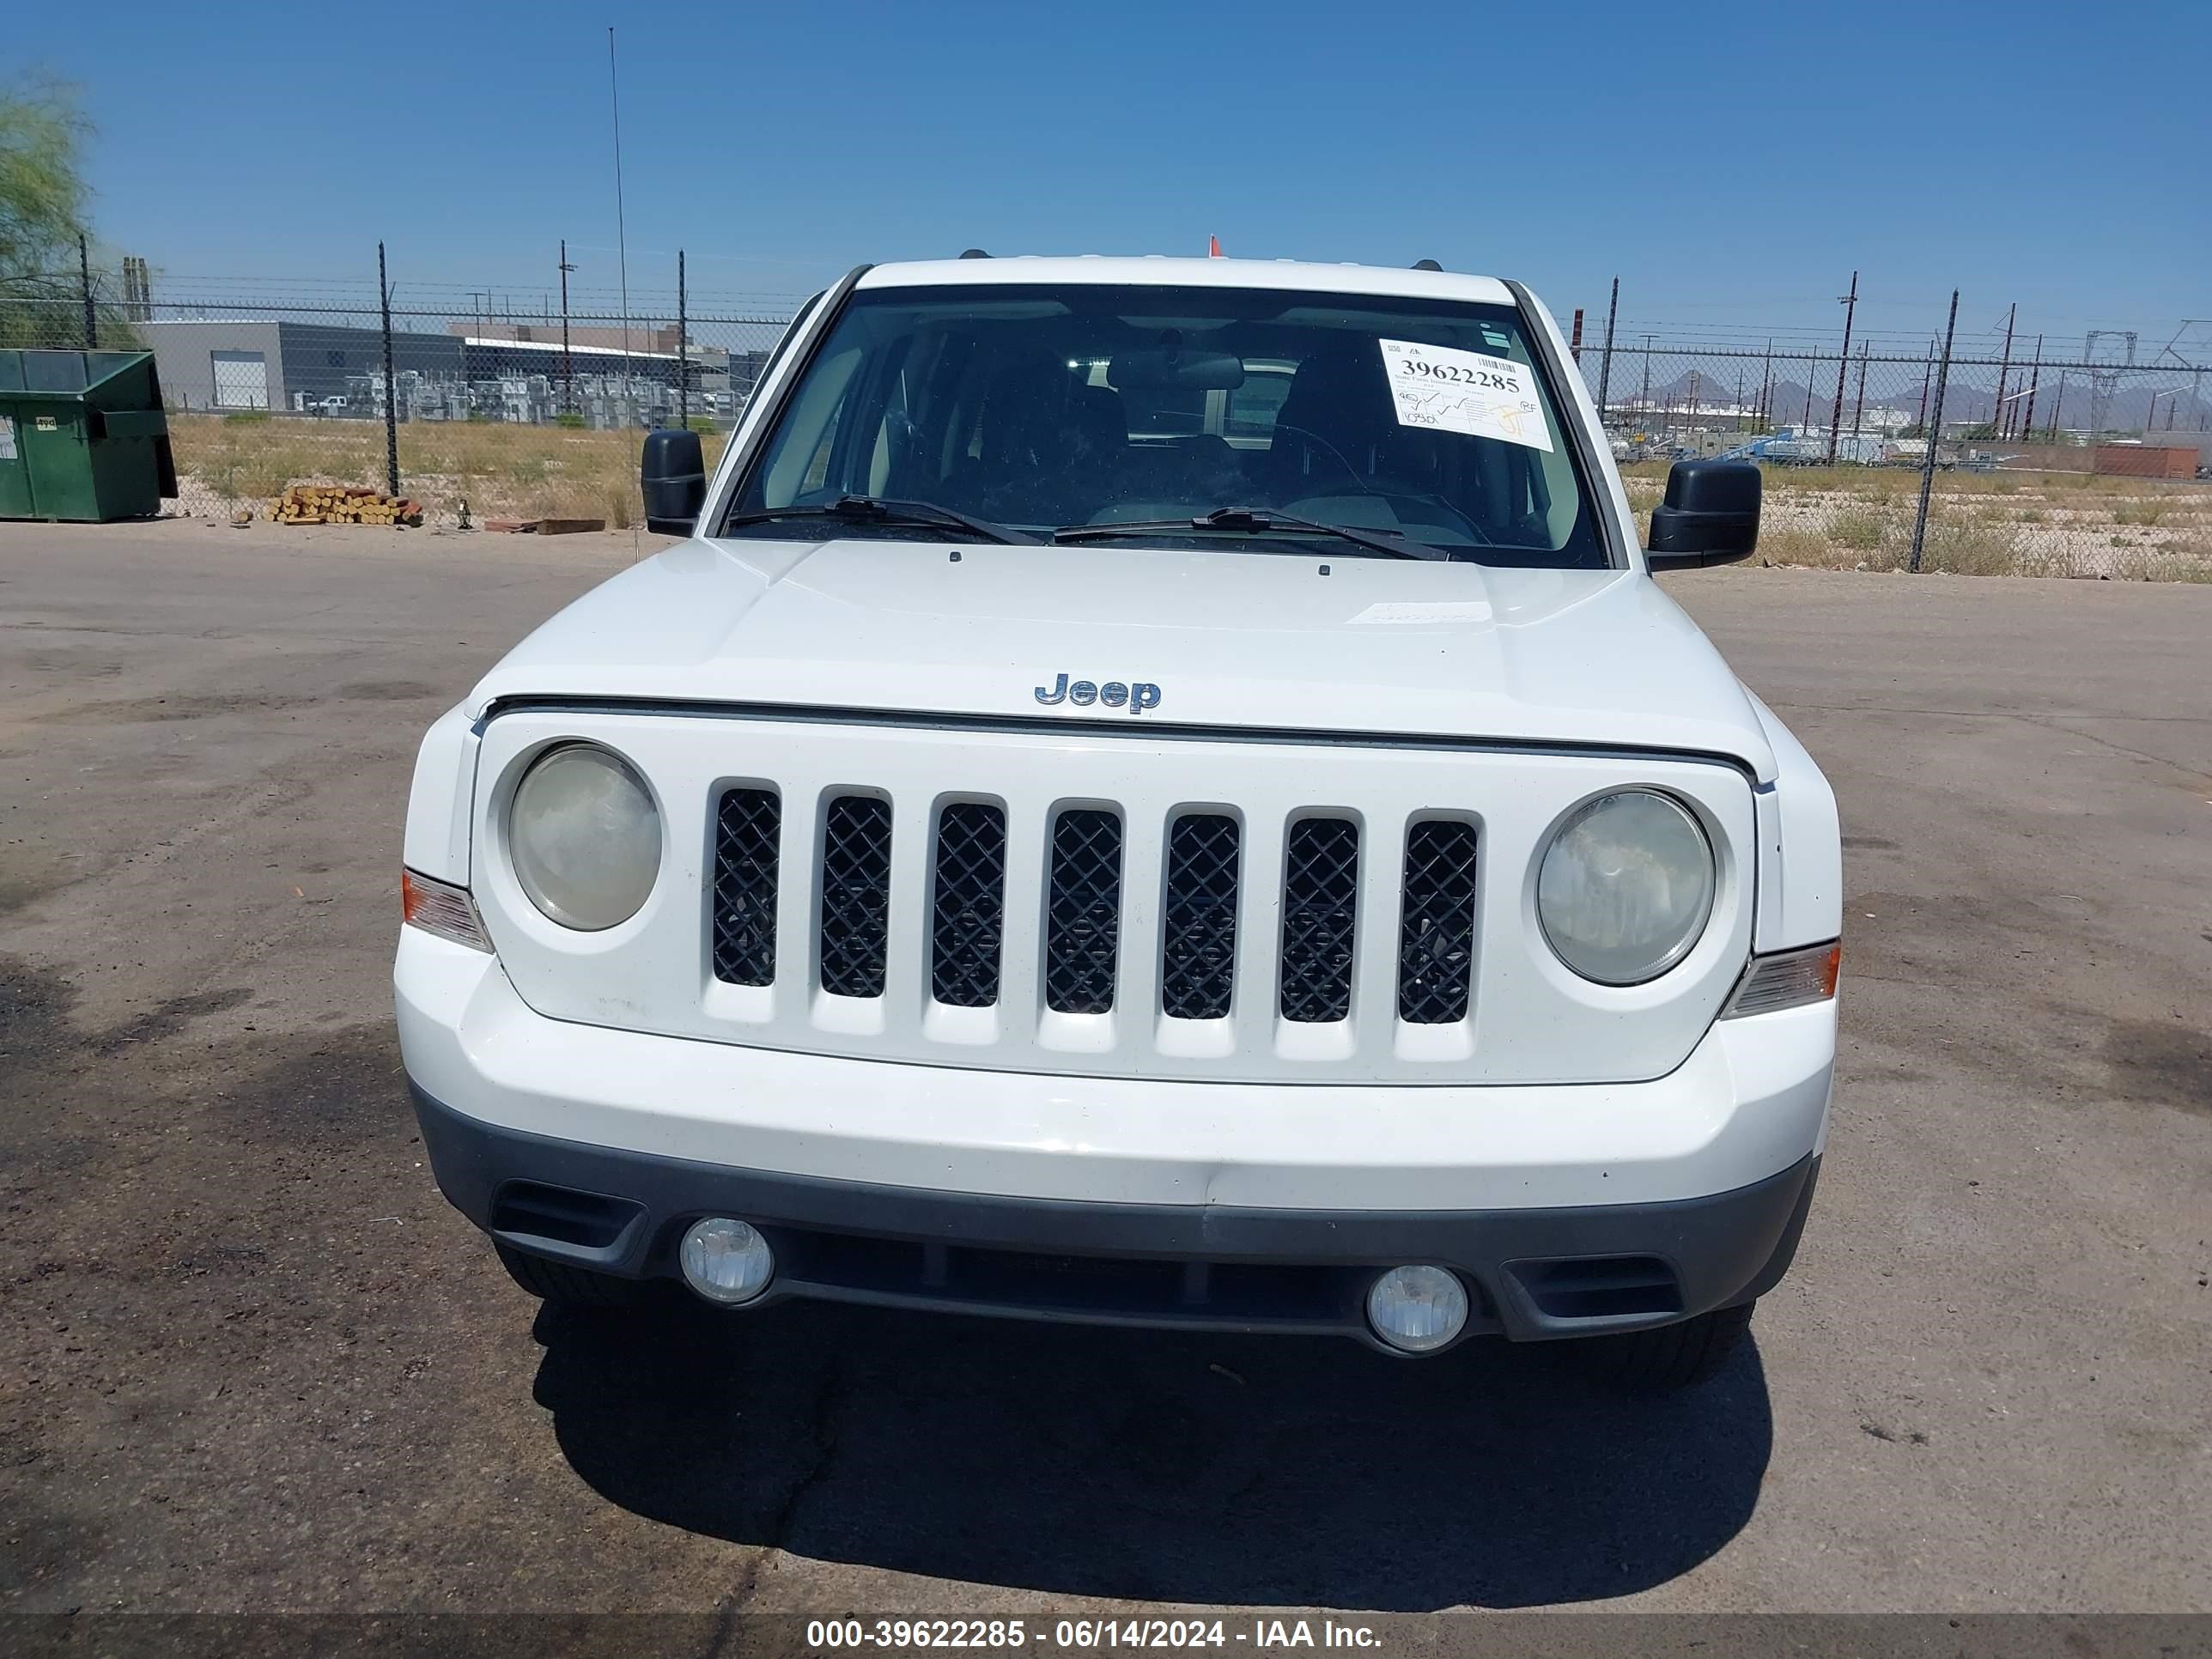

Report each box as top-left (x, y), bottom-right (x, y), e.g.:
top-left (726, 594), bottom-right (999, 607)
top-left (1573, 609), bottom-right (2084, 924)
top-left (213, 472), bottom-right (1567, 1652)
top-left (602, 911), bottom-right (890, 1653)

top-left (3, 255), bottom-right (799, 529)
top-left (7, 257), bottom-right (2209, 574)
top-left (1572, 336), bottom-right (2210, 580)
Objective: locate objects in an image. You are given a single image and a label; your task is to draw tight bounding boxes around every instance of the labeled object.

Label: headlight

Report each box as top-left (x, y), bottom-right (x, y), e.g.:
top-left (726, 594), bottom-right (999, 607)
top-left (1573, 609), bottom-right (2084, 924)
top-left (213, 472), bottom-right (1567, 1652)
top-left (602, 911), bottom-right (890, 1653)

top-left (508, 743), bottom-right (662, 930)
top-left (1537, 790), bottom-right (1715, 985)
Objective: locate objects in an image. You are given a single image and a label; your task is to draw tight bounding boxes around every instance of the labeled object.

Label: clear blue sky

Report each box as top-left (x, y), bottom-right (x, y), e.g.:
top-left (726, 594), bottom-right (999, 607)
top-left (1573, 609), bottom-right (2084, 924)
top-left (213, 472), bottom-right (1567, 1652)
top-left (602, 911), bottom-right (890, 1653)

top-left (15, 0), bottom-right (2208, 351)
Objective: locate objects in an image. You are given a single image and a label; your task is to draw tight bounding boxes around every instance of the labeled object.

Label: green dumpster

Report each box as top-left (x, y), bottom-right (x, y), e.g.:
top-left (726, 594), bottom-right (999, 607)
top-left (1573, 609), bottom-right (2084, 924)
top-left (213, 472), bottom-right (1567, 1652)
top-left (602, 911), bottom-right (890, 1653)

top-left (0, 349), bottom-right (179, 523)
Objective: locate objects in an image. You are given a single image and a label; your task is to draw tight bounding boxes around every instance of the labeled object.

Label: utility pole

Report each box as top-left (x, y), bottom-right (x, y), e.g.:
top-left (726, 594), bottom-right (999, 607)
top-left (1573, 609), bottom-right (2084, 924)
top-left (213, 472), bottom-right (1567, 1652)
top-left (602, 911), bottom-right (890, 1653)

top-left (1638, 335), bottom-right (1653, 434)
top-left (2015, 337), bottom-right (2043, 443)
top-left (1826, 270), bottom-right (1857, 462)
top-left (1595, 276), bottom-right (1619, 426)
top-left (1802, 356), bottom-right (1818, 429)
top-left (1990, 302), bottom-right (2015, 440)
top-left (1759, 338), bottom-right (1773, 428)
top-left (557, 240), bottom-right (576, 416)
top-left (1909, 290), bottom-right (1960, 574)
top-left (1851, 344), bottom-right (1869, 445)
top-left (677, 248), bottom-right (689, 428)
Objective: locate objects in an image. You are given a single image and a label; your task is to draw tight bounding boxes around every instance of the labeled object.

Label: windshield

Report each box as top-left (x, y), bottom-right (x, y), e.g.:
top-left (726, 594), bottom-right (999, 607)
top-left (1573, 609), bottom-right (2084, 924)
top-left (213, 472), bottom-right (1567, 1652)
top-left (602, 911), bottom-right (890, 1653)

top-left (720, 283), bottom-right (1612, 568)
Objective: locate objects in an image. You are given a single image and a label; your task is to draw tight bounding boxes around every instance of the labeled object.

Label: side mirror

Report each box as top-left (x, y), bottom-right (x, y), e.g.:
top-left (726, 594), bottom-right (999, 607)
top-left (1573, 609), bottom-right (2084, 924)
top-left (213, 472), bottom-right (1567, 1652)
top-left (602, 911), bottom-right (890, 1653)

top-left (641, 428), bottom-right (706, 537)
top-left (1645, 459), bottom-right (1760, 571)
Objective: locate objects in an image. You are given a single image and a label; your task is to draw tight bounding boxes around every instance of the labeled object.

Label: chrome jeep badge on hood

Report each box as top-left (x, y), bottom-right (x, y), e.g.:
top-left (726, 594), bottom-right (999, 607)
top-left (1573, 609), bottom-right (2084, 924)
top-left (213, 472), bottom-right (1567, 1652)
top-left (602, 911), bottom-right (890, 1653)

top-left (1035, 673), bottom-right (1162, 714)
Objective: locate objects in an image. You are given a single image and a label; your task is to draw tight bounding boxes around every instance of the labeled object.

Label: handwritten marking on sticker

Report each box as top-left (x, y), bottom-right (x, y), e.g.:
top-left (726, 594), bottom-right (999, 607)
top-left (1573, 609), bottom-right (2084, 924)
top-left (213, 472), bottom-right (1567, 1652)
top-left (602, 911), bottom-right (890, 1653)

top-left (1378, 338), bottom-right (1553, 453)
top-left (1348, 600), bottom-right (1494, 625)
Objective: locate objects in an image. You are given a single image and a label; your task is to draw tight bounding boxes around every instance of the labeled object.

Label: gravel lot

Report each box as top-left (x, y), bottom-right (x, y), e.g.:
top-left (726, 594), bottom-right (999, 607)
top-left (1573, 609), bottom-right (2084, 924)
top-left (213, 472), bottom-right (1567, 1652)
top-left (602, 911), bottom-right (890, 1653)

top-left (1, 520), bottom-right (2207, 1618)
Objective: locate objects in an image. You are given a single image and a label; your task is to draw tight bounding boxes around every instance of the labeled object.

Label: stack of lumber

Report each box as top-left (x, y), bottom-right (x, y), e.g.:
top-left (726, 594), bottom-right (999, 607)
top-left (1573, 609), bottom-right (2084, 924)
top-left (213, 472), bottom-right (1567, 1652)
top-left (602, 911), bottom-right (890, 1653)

top-left (271, 484), bottom-right (424, 526)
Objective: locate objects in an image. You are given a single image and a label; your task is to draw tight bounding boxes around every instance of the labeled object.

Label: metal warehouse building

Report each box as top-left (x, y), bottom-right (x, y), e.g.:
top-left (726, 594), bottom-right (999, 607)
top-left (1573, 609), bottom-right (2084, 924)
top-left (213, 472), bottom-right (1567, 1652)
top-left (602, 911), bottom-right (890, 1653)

top-left (141, 319), bottom-right (461, 412)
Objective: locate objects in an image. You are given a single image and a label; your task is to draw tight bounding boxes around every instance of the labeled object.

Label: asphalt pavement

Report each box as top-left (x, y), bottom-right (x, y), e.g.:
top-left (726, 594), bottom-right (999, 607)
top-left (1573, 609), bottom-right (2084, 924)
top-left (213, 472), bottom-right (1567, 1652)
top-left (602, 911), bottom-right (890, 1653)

top-left (1, 519), bottom-right (2206, 1617)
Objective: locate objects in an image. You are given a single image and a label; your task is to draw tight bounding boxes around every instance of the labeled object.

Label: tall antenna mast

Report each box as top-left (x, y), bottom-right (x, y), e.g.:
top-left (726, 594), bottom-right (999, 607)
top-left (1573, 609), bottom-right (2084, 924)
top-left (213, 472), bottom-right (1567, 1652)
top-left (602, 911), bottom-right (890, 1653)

top-left (608, 26), bottom-right (635, 428)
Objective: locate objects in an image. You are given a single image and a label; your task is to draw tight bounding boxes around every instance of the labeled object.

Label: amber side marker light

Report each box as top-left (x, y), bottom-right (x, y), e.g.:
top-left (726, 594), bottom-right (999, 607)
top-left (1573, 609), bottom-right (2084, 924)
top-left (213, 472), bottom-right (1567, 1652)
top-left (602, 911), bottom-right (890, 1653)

top-left (1720, 940), bottom-right (1841, 1018)
top-left (401, 868), bottom-right (493, 953)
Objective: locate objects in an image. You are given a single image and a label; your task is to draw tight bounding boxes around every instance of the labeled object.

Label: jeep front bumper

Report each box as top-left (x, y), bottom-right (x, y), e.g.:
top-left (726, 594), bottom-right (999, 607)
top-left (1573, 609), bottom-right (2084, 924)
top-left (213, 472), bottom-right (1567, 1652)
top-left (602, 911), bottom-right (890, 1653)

top-left (397, 929), bottom-right (1832, 1349)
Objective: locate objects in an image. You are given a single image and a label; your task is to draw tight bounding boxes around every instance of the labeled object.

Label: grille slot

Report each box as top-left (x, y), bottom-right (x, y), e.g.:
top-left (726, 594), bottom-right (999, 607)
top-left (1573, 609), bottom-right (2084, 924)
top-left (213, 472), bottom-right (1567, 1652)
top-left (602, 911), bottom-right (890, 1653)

top-left (711, 787), bottom-right (781, 986)
top-left (1397, 820), bottom-right (1480, 1023)
top-left (1044, 808), bottom-right (1123, 1014)
top-left (931, 802), bottom-right (1007, 1007)
top-left (818, 794), bottom-right (892, 998)
top-left (1161, 813), bottom-right (1240, 1019)
top-left (1279, 817), bottom-right (1359, 1023)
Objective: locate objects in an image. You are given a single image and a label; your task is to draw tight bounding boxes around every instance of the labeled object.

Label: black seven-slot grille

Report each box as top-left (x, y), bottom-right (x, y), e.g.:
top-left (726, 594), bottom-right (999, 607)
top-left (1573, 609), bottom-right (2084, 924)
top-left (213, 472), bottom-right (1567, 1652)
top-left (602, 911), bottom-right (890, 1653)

top-left (708, 797), bottom-right (1479, 1027)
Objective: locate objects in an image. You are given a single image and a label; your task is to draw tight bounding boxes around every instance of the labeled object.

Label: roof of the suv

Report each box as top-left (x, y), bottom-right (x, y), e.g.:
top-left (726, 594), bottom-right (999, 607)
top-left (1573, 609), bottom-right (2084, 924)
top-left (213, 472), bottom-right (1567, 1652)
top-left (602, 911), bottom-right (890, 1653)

top-left (854, 256), bottom-right (1516, 307)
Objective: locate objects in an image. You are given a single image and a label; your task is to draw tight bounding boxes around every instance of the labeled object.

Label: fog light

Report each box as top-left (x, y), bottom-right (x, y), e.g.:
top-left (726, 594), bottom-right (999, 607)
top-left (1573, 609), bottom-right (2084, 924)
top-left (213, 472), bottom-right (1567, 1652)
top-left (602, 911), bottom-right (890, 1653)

top-left (1365, 1265), bottom-right (1469, 1353)
top-left (679, 1218), bottom-right (774, 1305)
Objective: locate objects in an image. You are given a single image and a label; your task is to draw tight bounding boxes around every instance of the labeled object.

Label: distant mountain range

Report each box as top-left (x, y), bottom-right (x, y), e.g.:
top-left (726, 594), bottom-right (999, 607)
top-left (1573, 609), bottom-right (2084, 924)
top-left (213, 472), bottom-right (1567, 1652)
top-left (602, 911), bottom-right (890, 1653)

top-left (1608, 367), bottom-right (2206, 434)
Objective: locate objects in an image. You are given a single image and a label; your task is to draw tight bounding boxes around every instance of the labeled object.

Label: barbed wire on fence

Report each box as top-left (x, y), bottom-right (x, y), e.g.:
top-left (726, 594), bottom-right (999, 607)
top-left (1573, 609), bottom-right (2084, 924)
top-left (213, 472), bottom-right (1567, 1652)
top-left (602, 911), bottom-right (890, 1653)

top-left (1572, 343), bottom-right (2209, 452)
top-left (3, 252), bottom-right (804, 530)
top-left (3, 256), bottom-right (799, 428)
top-left (1570, 329), bottom-right (2209, 580)
top-left (3, 257), bottom-right (2206, 576)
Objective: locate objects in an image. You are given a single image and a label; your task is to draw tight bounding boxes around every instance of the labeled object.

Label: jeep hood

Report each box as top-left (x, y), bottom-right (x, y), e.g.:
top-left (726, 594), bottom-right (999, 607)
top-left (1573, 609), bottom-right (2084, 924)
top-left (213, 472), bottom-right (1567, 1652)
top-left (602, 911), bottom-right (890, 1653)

top-left (467, 538), bottom-right (1778, 780)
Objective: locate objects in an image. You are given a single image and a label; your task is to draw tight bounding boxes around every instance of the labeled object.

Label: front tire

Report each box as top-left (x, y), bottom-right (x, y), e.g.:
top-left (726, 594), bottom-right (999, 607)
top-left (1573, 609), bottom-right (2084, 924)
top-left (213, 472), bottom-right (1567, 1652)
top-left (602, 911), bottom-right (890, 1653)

top-left (1572, 1301), bottom-right (1754, 1391)
top-left (495, 1242), bottom-right (647, 1309)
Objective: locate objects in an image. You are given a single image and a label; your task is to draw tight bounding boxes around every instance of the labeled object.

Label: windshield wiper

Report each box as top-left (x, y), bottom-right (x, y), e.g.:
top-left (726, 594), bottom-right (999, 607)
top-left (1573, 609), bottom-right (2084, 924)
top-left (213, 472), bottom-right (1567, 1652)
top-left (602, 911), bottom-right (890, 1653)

top-left (722, 495), bottom-right (1036, 544)
top-left (1053, 506), bottom-right (1450, 562)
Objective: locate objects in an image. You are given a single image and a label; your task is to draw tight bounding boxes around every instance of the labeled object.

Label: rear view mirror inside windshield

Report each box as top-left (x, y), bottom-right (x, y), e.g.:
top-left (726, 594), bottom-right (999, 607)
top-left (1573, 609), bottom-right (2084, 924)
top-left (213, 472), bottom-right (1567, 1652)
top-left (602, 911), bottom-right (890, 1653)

top-left (1108, 348), bottom-right (1246, 391)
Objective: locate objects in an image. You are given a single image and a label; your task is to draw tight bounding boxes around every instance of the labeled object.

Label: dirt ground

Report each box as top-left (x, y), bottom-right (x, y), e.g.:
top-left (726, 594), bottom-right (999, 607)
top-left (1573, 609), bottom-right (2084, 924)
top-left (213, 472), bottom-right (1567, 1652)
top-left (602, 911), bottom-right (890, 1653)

top-left (1, 519), bottom-right (2207, 1620)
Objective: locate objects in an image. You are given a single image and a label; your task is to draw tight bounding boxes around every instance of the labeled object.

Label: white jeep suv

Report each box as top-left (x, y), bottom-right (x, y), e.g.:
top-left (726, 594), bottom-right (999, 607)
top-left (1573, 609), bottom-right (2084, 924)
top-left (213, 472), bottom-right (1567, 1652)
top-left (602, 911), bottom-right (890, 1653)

top-left (395, 256), bottom-right (1839, 1389)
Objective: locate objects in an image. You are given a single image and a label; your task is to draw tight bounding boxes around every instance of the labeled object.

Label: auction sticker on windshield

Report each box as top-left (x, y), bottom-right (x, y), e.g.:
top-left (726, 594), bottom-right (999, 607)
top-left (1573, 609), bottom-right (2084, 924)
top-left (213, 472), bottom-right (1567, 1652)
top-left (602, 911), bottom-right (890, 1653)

top-left (1378, 338), bottom-right (1553, 452)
